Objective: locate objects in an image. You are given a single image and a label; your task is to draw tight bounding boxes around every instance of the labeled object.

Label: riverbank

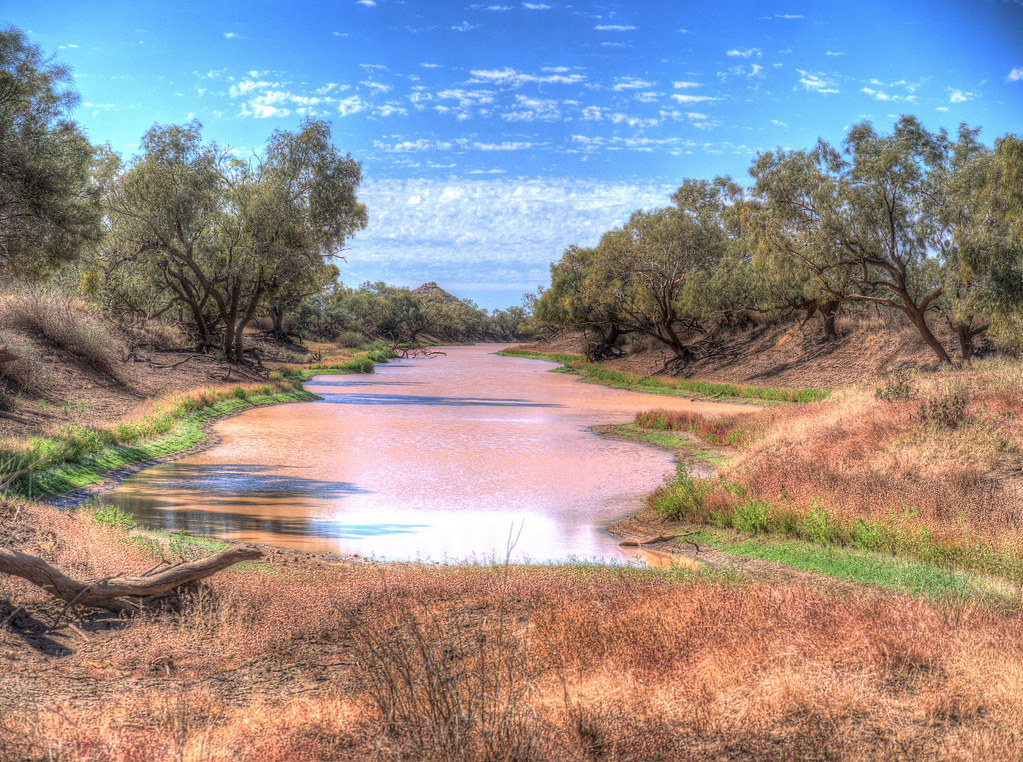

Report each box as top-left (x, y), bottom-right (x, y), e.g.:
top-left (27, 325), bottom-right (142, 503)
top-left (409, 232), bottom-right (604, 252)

top-left (5, 498), bottom-right (1023, 760)
top-left (4, 336), bottom-right (1023, 758)
top-left (596, 355), bottom-right (1023, 606)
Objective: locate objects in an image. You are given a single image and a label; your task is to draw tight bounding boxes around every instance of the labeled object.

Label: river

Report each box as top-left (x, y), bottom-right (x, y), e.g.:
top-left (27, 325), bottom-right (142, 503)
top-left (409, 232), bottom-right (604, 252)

top-left (104, 345), bottom-right (746, 563)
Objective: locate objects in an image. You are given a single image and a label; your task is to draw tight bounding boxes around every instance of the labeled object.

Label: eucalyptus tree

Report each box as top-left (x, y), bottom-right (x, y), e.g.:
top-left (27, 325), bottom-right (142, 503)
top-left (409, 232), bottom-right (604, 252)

top-left (750, 117), bottom-right (979, 363)
top-left (0, 26), bottom-right (101, 277)
top-left (949, 133), bottom-right (1023, 352)
top-left (538, 178), bottom-right (732, 363)
top-left (103, 118), bottom-right (367, 360)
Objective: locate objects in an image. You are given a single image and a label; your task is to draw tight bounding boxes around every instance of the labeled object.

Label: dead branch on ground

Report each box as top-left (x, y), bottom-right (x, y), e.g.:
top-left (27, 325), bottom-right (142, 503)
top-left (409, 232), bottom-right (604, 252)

top-left (0, 545), bottom-right (262, 614)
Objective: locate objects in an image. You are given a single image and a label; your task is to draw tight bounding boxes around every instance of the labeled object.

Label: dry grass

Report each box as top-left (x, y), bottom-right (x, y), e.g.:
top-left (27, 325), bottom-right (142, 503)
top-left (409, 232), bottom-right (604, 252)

top-left (0, 289), bottom-right (122, 382)
top-left (4, 502), bottom-right (1023, 760)
top-left (708, 362), bottom-right (1023, 563)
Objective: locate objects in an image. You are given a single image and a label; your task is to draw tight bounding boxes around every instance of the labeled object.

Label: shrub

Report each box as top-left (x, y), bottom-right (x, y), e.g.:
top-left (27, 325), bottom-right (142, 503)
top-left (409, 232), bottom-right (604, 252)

top-left (89, 504), bottom-right (137, 531)
top-left (335, 330), bottom-right (367, 349)
top-left (647, 463), bottom-right (713, 521)
top-left (733, 497), bottom-right (771, 534)
top-left (875, 370), bottom-right (917, 402)
top-left (799, 505), bottom-right (844, 545)
top-left (0, 289), bottom-right (122, 380)
top-left (918, 384), bottom-right (970, 428)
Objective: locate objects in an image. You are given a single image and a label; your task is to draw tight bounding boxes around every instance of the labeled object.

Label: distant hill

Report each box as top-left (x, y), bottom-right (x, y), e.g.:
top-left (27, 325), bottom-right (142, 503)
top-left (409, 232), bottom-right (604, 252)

top-left (411, 282), bottom-right (463, 306)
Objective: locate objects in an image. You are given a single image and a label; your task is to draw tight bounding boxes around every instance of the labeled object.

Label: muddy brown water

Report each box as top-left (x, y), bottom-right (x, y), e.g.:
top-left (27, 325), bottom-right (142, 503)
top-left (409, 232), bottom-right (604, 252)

top-left (104, 345), bottom-right (749, 563)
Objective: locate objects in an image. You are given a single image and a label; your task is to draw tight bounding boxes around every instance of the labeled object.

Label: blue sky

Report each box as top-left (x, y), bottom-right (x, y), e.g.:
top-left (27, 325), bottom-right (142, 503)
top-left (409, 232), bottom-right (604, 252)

top-left (8, 1), bottom-right (1023, 309)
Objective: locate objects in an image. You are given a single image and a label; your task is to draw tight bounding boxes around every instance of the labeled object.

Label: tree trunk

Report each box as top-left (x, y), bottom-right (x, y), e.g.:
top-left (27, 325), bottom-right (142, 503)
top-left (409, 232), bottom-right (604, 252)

top-left (821, 300), bottom-right (839, 341)
top-left (905, 307), bottom-right (952, 364)
top-left (0, 545), bottom-right (263, 613)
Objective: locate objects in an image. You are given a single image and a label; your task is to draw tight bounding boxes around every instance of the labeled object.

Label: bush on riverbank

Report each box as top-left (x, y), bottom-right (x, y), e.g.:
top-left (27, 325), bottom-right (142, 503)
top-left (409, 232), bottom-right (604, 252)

top-left (634, 408), bottom-right (765, 447)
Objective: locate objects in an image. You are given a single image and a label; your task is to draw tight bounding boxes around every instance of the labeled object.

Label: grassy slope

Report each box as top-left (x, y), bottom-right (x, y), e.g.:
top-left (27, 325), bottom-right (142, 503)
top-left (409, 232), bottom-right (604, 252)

top-left (496, 347), bottom-right (831, 402)
top-left (1, 345), bottom-right (397, 499)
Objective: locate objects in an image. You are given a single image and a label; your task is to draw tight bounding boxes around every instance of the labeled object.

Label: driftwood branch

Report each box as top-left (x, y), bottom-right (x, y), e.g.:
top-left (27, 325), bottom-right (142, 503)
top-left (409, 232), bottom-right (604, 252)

top-left (0, 545), bottom-right (263, 613)
top-left (618, 531), bottom-right (701, 548)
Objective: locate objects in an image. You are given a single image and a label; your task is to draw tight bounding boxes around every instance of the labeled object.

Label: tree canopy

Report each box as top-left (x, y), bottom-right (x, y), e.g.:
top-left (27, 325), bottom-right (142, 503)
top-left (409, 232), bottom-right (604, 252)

top-left (0, 26), bottom-right (101, 278)
top-left (99, 118), bottom-right (368, 361)
top-left (539, 118), bottom-right (1022, 365)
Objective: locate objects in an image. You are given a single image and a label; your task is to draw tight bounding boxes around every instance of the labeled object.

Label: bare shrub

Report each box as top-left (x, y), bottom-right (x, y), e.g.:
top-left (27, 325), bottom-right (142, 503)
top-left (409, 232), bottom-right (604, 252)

top-left (0, 289), bottom-right (122, 380)
top-left (918, 383), bottom-right (970, 428)
top-left (0, 332), bottom-right (52, 395)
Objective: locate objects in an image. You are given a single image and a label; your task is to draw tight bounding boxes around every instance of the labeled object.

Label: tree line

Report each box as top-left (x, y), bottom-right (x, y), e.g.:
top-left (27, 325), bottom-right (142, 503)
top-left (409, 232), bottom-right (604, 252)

top-left (0, 26), bottom-right (523, 364)
top-left (535, 118), bottom-right (1023, 365)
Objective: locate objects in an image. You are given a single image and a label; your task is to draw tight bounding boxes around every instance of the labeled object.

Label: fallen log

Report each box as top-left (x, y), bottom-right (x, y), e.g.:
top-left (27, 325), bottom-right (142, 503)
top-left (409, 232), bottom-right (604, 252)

top-left (0, 545), bottom-right (263, 614)
top-left (618, 531), bottom-right (700, 548)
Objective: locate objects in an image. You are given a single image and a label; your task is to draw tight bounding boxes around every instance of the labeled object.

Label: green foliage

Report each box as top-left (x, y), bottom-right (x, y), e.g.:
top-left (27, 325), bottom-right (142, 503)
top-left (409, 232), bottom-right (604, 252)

top-left (0, 26), bottom-right (102, 277)
top-left (634, 409), bottom-right (762, 447)
top-left (799, 504), bottom-right (843, 545)
top-left (0, 382), bottom-right (314, 497)
top-left (89, 504), bottom-right (137, 531)
top-left (732, 497), bottom-right (771, 534)
top-left (648, 464), bottom-right (713, 521)
top-left (100, 118), bottom-right (367, 360)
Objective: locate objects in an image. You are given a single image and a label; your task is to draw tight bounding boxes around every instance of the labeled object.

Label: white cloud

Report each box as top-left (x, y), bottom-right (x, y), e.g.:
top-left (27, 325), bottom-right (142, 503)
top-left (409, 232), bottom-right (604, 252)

top-left (360, 80), bottom-right (392, 93)
top-left (501, 94), bottom-right (561, 121)
top-left (825, 50), bottom-right (844, 56)
top-left (612, 76), bottom-right (654, 91)
top-left (223, 32), bottom-right (237, 39)
top-left (338, 95), bottom-right (368, 116)
top-left (374, 138), bottom-right (454, 152)
top-left (420, 62), bottom-right (441, 68)
top-left (936, 106), bottom-right (949, 112)
top-left (770, 119), bottom-right (787, 126)
top-left (595, 25), bottom-right (636, 31)
top-left (633, 91), bottom-right (662, 103)
top-left (949, 88), bottom-right (978, 103)
top-left (1008, 68), bottom-right (1023, 82)
top-left (451, 21), bottom-right (478, 32)
top-left (772, 14), bottom-right (803, 19)
top-left (522, 2), bottom-right (551, 8)
top-left (357, 0), bottom-right (376, 6)
top-left (346, 178), bottom-right (679, 290)
top-left (727, 48), bottom-right (762, 58)
top-left (376, 104), bottom-right (407, 117)
top-left (671, 94), bottom-right (718, 104)
top-left (860, 86), bottom-right (915, 102)
top-left (467, 140), bottom-right (537, 151)
top-left (483, 4), bottom-right (511, 9)
top-left (673, 81), bottom-right (701, 89)
top-left (469, 66), bottom-right (586, 87)
top-left (796, 69), bottom-right (839, 94)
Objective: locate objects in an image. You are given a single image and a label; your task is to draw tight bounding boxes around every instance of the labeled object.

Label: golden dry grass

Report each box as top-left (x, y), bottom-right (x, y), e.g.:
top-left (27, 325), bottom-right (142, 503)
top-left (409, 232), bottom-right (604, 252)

top-left (721, 362), bottom-right (1023, 553)
top-left (4, 501), bottom-right (1023, 760)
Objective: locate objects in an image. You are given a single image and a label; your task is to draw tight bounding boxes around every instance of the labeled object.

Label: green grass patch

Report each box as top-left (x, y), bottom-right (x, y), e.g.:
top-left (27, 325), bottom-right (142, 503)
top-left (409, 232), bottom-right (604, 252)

top-left (612, 424), bottom-right (729, 467)
top-left (1, 385), bottom-right (316, 499)
top-left (647, 466), bottom-right (1023, 584)
top-left (495, 347), bottom-right (830, 403)
top-left (276, 345), bottom-right (397, 381)
top-left (719, 533), bottom-right (1017, 606)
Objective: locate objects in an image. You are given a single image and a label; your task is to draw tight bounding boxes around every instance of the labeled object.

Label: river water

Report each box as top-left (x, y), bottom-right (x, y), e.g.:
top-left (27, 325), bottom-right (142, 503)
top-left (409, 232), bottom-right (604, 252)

top-left (105, 345), bottom-right (745, 563)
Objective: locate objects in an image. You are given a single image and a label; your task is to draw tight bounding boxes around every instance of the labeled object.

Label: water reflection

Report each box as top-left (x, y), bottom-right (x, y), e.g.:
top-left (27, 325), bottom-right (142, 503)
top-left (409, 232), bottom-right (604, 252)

top-left (105, 344), bottom-right (751, 562)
